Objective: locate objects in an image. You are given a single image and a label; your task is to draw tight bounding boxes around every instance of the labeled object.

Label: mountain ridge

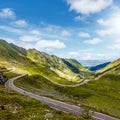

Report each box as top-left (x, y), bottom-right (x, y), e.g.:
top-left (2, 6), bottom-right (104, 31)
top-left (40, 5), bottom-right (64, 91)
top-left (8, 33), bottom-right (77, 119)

top-left (96, 58), bottom-right (120, 75)
top-left (0, 39), bottom-right (89, 84)
top-left (88, 62), bottom-right (111, 71)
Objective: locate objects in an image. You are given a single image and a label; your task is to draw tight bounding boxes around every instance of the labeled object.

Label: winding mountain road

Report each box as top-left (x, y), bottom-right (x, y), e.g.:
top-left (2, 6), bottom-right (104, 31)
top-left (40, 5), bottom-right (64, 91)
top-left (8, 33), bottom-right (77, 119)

top-left (43, 76), bottom-right (89, 87)
top-left (5, 74), bottom-right (119, 120)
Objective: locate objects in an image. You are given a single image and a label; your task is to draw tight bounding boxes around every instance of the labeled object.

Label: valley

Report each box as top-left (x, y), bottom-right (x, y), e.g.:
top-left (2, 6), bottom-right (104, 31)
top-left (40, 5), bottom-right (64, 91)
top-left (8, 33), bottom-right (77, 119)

top-left (0, 39), bottom-right (120, 119)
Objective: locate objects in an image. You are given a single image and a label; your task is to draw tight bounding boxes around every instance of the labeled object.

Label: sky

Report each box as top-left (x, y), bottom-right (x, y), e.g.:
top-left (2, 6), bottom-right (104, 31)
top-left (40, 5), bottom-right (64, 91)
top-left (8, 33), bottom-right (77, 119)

top-left (0, 0), bottom-right (120, 60)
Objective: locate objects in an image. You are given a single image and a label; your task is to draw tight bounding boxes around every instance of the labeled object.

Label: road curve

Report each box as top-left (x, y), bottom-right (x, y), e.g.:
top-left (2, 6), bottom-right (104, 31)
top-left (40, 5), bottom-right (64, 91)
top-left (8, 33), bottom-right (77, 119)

top-left (43, 76), bottom-right (89, 87)
top-left (5, 75), bottom-right (119, 120)
top-left (43, 73), bottom-right (105, 87)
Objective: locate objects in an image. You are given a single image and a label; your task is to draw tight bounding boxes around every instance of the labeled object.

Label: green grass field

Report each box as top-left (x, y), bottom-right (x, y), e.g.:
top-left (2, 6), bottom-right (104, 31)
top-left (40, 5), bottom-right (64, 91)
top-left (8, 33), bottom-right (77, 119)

top-left (0, 72), bottom-right (87, 120)
top-left (0, 40), bottom-right (120, 119)
top-left (15, 74), bottom-right (120, 118)
top-left (0, 39), bottom-right (90, 85)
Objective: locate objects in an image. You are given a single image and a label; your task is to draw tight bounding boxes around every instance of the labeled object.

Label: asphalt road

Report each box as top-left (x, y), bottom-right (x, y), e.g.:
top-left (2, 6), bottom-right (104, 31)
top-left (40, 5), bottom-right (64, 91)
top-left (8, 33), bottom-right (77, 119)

top-left (5, 74), bottom-right (119, 120)
top-left (43, 76), bottom-right (89, 87)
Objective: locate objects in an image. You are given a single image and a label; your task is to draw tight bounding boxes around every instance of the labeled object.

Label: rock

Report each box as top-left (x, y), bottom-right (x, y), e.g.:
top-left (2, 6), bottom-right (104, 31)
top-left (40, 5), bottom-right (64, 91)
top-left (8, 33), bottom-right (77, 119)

top-left (0, 105), bottom-right (5, 110)
top-left (0, 72), bottom-right (7, 84)
top-left (45, 113), bottom-right (53, 119)
top-left (12, 109), bottom-right (18, 114)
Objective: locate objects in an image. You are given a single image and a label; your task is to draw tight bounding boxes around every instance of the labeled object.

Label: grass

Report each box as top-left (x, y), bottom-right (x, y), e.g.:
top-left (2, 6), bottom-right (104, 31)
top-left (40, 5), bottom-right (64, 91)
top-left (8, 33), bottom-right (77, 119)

top-left (96, 58), bottom-right (120, 75)
top-left (0, 39), bottom-right (89, 85)
top-left (0, 59), bottom-right (84, 85)
top-left (15, 74), bottom-right (120, 118)
top-left (0, 39), bottom-right (120, 119)
top-left (0, 72), bottom-right (86, 120)
top-left (4, 72), bottom-right (19, 79)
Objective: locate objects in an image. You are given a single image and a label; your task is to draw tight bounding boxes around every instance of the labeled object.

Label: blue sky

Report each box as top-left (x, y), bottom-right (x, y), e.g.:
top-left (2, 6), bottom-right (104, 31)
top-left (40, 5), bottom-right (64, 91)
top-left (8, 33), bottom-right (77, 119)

top-left (0, 0), bottom-right (120, 60)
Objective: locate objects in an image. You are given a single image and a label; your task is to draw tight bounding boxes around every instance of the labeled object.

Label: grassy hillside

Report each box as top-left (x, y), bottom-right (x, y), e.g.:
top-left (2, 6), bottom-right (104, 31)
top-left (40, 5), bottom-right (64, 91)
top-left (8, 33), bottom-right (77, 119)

top-left (14, 58), bottom-right (120, 119)
top-left (0, 40), bottom-right (28, 62)
top-left (62, 59), bottom-right (89, 73)
top-left (0, 72), bottom-right (85, 120)
top-left (16, 74), bottom-right (120, 118)
top-left (89, 62), bottom-right (110, 71)
top-left (0, 39), bottom-right (89, 85)
top-left (27, 49), bottom-right (89, 81)
top-left (96, 58), bottom-right (120, 75)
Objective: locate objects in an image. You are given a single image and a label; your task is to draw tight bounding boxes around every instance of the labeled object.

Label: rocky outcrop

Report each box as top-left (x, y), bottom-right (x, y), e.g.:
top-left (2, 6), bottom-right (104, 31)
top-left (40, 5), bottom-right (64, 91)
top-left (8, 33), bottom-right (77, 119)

top-left (0, 72), bottom-right (7, 84)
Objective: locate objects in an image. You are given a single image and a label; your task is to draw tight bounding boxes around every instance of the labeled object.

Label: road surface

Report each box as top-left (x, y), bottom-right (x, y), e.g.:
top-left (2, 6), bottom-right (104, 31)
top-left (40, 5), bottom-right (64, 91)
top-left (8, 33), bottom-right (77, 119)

top-left (43, 76), bottom-right (89, 87)
top-left (43, 73), bottom-right (105, 87)
top-left (5, 75), bottom-right (119, 120)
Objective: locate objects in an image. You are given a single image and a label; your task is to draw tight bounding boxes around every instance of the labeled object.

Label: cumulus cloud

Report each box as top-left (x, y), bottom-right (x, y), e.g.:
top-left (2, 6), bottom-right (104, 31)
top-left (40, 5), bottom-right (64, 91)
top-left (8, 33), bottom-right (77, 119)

top-left (107, 39), bottom-right (120, 49)
top-left (36, 40), bottom-right (66, 51)
top-left (97, 9), bottom-right (120, 36)
top-left (61, 30), bottom-right (71, 36)
top-left (66, 0), bottom-right (113, 14)
top-left (31, 30), bottom-right (41, 35)
top-left (18, 35), bottom-right (66, 51)
top-left (0, 8), bottom-right (16, 19)
top-left (43, 24), bottom-right (61, 32)
top-left (19, 35), bottom-right (40, 42)
top-left (96, 29), bottom-right (113, 36)
top-left (74, 15), bottom-right (86, 22)
top-left (84, 38), bottom-right (102, 45)
top-left (68, 51), bottom-right (111, 60)
top-left (0, 25), bottom-right (22, 34)
top-left (13, 20), bottom-right (28, 27)
top-left (0, 36), bottom-right (15, 44)
top-left (69, 51), bottom-right (80, 56)
top-left (78, 32), bottom-right (90, 38)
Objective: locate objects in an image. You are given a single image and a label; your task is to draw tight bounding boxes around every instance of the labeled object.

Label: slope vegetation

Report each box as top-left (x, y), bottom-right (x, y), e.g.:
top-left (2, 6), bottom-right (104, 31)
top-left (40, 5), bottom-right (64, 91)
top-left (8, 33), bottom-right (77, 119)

top-left (0, 71), bottom-right (83, 120)
top-left (0, 39), bottom-right (89, 85)
top-left (96, 59), bottom-right (120, 75)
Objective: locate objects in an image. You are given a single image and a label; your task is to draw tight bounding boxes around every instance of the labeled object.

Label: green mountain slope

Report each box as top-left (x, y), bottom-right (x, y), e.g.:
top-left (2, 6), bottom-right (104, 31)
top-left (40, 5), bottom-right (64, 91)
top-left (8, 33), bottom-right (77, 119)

top-left (27, 49), bottom-right (89, 81)
top-left (96, 58), bottom-right (120, 75)
top-left (0, 72), bottom-right (83, 120)
top-left (0, 40), bottom-right (26, 61)
top-left (62, 58), bottom-right (89, 73)
top-left (16, 72), bottom-right (120, 118)
top-left (0, 39), bottom-right (89, 84)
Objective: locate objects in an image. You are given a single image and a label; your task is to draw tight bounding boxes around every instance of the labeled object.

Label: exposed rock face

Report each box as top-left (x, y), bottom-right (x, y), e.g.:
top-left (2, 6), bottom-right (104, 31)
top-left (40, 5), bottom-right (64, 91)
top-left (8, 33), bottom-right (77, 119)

top-left (0, 72), bottom-right (7, 84)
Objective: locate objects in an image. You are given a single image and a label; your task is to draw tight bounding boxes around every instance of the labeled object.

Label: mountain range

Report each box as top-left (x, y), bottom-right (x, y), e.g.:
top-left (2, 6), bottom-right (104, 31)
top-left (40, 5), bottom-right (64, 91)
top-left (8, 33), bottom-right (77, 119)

top-left (88, 62), bottom-right (111, 71)
top-left (0, 39), bottom-right (89, 84)
top-left (0, 39), bottom-right (120, 119)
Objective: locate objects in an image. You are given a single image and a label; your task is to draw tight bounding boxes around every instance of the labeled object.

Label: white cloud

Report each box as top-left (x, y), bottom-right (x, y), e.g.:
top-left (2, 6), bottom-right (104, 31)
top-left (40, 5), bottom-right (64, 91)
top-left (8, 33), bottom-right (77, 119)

top-left (84, 38), bottom-right (102, 45)
top-left (43, 24), bottom-right (61, 32)
top-left (31, 30), bottom-right (41, 35)
top-left (36, 40), bottom-right (66, 51)
top-left (74, 15), bottom-right (85, 22)
top-left (78, 32), bottom-right (90, 38)
top-left (97, 14), bottom-right (120, 29)
top-left (97, 19), bottom-right (107, 26)
top-left (13, 20), bottom-right (28, 27)
top-left (19, 35), bottom-right (40, 42)
top-left (74, 16), bottom-right (82, 21)
top-left (61, 30), bottom-right (71, 36)
top-left (69, 51), bottom-right (79, 56)
top-left (97, 9), bottom-right (120, 36)
top-left (16, 42), bottom-right (34, 49)
top-left (96, 29), bottom-right (113, 36)
top-left (66, 0), bottom-right (112, 14)
top-left (108, 44), bottom-right (120, 49)
top-left (18, 37), bottom-right (66, 51)
top-left (68, 52), bottom-right (95, 60)
top-left (107, 39), bottom-right (120, 49)
top-left (0, 25), bottom-right (22, 34)
top-left (68, 51), bottom-right (110, 60)
top-left (0, 8), bottom-right (16, 19)
top-left (0, 36), bottom-right (15, 44)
